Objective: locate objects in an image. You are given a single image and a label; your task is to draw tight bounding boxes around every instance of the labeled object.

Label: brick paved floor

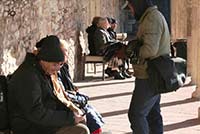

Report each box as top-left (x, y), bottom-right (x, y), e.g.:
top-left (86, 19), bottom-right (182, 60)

top-left (75, 66), bottom-right (200, 134)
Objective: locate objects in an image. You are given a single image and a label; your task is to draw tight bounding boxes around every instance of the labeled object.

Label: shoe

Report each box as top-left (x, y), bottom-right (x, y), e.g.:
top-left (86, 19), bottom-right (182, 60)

top-left (105, 68), bottom-right (113, 77)
top-left (122, 71), bottom-right (132, 78)
top-left (126, 69), bottom-right (133, 75)
top-left (113, 71), bottom-right (125, 80)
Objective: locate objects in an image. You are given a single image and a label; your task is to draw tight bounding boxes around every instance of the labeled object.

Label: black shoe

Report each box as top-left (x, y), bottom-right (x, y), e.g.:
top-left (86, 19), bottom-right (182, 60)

top-left (105, 68), bottom-right (113, 77)
top-left (113, 71), bottom-right (125, 80)
top-left (122, 71), bottom-right (132, 78)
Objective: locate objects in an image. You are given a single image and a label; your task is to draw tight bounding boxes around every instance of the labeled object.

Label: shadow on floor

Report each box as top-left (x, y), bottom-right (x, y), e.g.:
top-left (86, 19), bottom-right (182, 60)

top-left (99, 98), bottom-right (198, 118)
top-left (164, 118), bottom-right (200, 131)
top-left (161, 98), bottom-right (199, 108)
top-left (105, 118), bottom-right (200, 134)
top-left (101, 109), bottom-right (128, 118)
top-left (90, 91), bottom-right (132, 101)
top-left (77, 79), bottom-right (134, 88)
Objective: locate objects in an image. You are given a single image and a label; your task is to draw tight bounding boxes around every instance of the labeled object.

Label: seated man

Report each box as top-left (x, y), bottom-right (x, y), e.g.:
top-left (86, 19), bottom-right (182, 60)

top-left (93, 17), bottom-right (128, 79)
top-left (35, 39), bottom-right (104, 134)
top-left (86, 16), bottom-right (101, 55)
top-left (107, 17), bottom-right (131, 78)
top-left (7, 35), bottom-right (90, 134)
top-left (107, 17), bottom-right (117, 40)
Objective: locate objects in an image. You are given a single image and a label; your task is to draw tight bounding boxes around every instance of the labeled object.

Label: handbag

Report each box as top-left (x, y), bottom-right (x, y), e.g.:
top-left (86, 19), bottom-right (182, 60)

top-left (147, 55), bottom-right (185, 94)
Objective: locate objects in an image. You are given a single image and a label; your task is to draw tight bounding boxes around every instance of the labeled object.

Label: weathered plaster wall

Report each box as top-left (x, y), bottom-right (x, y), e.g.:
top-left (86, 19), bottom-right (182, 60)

top-left (0, 0), bottom-right (121, 81)
top-left (0, 0), bottom-right (82, 80)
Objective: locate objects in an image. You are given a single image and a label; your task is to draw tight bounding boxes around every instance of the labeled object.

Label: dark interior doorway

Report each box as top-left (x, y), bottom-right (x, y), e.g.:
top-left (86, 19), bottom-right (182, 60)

top-left (153, 0), bottom-right (171, 30)
top-left (122, 0), bottom-right (171, 35)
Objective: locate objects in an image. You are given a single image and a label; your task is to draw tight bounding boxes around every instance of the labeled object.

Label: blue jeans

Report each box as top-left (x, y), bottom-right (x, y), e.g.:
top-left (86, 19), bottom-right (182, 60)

top-left (128, 78), bottom-right (163, 134)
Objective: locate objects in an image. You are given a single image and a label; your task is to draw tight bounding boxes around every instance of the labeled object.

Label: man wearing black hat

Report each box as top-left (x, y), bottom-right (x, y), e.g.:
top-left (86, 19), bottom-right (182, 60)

top-left (126, 0), bottom-right (170, 134)
top-left (7, 35), bottom-right (90, 134)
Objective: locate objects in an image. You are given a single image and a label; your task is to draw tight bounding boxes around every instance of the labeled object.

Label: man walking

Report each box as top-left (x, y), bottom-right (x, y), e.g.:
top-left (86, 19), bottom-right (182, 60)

top-left (126, 0), bottom-right (171, 134)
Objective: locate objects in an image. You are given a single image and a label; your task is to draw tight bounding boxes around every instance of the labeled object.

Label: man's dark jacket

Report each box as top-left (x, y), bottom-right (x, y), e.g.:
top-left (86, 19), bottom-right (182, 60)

top-left (7, 53), bottom-right (74, 134)
top-left (86, 25), bottom-right (97, 55)
top-left (59, 63), bottom-right (76, 91)
top-left (107, 28), bottom-right (117, 40)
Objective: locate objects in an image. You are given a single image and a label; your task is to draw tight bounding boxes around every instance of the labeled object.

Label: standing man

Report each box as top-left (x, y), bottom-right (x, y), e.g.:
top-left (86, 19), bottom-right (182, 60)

top-left (126, 0), bottom-right (170, 134)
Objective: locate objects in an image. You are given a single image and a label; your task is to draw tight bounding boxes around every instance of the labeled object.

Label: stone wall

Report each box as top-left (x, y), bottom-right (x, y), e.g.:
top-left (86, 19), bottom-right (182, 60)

top-left (0, 0), bottom-right (121, 81)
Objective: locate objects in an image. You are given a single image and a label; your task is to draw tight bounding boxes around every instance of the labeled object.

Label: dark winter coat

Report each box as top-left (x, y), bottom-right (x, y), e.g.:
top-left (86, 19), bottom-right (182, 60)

top-left (93, 27), bottom-right (124, 61)
top-left (59, 63), bottom-right (75, 91)
top-left (86, 25), bottom-right (98, 55)
top-left (93, 27), bottom-right (114, 53)
top-left (107, 28), bottom-right (117, 40)
top-left (7, 53), bottom-right (74, 134)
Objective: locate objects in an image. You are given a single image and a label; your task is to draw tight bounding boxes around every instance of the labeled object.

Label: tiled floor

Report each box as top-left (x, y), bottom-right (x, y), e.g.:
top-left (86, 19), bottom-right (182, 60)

top-left (75, 73), bottom-right (200, 134)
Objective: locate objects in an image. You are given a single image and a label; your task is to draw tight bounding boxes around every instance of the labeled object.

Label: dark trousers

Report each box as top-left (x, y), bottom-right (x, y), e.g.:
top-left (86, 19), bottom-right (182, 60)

top-left (128, 78), bottom-right (163, 134)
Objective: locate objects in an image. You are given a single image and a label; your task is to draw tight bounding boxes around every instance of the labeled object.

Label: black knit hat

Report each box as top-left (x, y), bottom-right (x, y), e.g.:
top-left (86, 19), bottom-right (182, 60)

top-left (107, 17), bottom-right (117, 24)
top-left (37, 35), bottom-right (64, 62)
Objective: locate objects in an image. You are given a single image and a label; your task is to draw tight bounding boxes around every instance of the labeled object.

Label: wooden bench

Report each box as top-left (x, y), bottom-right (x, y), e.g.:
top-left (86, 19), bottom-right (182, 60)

top-left (82, 54), bottom-right (106, 80)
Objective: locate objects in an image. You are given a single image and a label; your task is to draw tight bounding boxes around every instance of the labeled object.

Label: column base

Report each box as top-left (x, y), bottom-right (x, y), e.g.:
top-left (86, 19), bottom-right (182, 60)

top-left (192, 89), bottom-right (200, 98)
top-left (198, 107), bottom-right (200, 118)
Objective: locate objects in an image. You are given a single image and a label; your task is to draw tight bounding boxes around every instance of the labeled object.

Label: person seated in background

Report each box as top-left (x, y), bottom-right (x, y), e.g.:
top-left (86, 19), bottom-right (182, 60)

top-left (35, 39), bottom-right (104, 134)
top-left (7, 35), bottom-right (90, 134)
top-left (86, 16), bottom-right (102, 55)
top-left (93, 17), bottom-right (127, 79)
top-left (107, 17), bottom-right (117, 40)
top-left (107, 17), bottom-right (131, 78)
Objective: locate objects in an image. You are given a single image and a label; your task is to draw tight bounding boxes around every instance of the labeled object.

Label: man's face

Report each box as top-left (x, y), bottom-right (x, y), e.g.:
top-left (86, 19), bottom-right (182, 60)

top-left (40, 61), bottom-right (64, 75)
top-left (101, 19), bottom-right (110, 30)
top-left (111, 23), bottom-right (117, 30)
top-left (128, 2), bottom-right (135, 16)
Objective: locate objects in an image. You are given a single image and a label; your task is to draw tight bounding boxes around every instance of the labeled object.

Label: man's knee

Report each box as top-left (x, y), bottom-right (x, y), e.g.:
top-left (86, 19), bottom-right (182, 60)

top-left (56, 123), bottom-right (90, 134)
top-left (76, 123), bottom-right (90, 134)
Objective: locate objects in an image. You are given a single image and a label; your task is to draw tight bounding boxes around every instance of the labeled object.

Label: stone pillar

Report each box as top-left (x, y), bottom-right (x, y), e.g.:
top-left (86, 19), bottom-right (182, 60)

top-left (190, 1), bottom-right (200, 99)
top-left (186, 0), bottom-right (200, 118)
top-left (171, 0), bottom-right (200, 118)
top-left (198, 107), bottom-right (200, 118)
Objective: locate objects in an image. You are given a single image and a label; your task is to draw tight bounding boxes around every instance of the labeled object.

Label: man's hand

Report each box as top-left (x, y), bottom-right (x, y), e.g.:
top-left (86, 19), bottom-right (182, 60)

top-left (73, 111), bottom-right (86, 124)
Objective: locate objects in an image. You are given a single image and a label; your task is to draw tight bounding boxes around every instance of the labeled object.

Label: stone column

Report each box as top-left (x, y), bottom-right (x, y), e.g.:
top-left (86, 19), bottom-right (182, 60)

top-left (190, 1), bottom-right (200, 99)
top-left (187, 0), bottom-right (200, 118)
